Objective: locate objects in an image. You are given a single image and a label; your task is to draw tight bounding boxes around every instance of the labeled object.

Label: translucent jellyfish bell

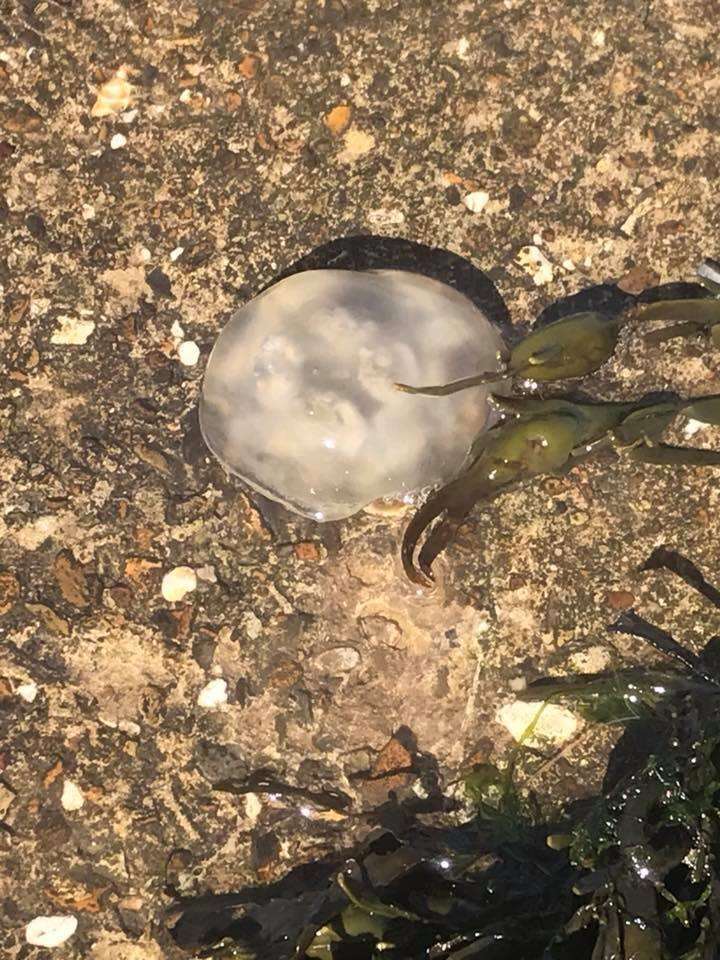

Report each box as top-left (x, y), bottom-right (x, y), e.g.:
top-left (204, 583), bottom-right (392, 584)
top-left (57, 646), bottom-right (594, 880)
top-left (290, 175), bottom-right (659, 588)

top-left (199, 269), bottom-right (504, 521)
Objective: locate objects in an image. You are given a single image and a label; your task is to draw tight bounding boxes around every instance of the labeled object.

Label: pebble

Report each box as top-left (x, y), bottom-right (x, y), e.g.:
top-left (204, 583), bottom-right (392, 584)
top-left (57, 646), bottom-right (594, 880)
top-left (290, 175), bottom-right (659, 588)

top-left (312, 646), bottom-right (360, 674)
top-left (244, 792), bottom-right (262, 821)
top-left (61, 779), bottom-right (85, 811)
top-left (178, 340), bottom-right (200, 366)
top-left (110, 133), bottom-right (127, 150)
top-left (196, 564), bottom-right (217, 583)
top-left (170, 246), bottom-right (184, 261)
top-left (498, 701), bottom-right (578, 746)
top-left (26, 915), bottom-right (78, 948)
top-left (197, 678), bottom-right (228, 709)
top-left (324, 104), bottom-right (352, 137)
top-left (50, 315), bottom-right (95, 345)
top-left (242, 611), bottom-right (262, 640)
top-left (17, 680), bottom-right (38, 702)
top-left (463, 190), bottom-right (489, 213)
top-left (161, 566), bottom-right (197, 602)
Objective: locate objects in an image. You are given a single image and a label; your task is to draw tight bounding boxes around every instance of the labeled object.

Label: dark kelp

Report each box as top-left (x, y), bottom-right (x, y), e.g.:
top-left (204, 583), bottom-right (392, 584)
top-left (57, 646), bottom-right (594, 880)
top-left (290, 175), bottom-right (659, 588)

top-left (170, 549), bottom-right (720, 960)
top-left (400, 258), bottom-right (720, 585)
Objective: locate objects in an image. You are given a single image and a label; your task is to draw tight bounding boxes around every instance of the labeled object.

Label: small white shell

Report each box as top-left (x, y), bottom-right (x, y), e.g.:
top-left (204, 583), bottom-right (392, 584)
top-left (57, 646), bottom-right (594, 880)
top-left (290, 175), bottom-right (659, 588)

top-left (91, 67), bottom-right (134, 118)
top-left (178, 341), bottom-right (200, 366)
top-left (161, 566), bottom-right (197, 602)
top-left (26, 915), bottom-right (78, 947)
top-left (197, 678), bottom-right (228, 709)
top-left (61, 779), bottom-right (85, 812)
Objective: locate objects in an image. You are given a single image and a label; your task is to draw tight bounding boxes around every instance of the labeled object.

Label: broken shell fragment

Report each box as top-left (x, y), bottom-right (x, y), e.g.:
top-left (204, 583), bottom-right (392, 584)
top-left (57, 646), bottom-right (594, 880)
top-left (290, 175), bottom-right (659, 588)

top-left (91, 67), bottom-right (134, 118)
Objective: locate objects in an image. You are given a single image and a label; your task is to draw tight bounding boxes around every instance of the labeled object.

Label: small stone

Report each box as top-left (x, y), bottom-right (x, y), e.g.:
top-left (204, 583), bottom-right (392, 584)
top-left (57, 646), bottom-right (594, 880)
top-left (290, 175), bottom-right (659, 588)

top-left (617, 265), bottom-right (660, 295)
top-left (238, 54), bottom-right (258, 79)
top-left (312, 646), bottom-right (360, 675)
top-left (161, 566), bottom-right (197, 602)
top-left (293, 541), bottom-right (321, 562)
top-left (61, 779), bottom-right (85, 811)
top-left (196, 565), bottom-right (217, 583)
top-left (517, 245), bottom-right (554, 286)
top-left (324, 104), bottom-right (352, 137)
top-left (118, 719), bottom-right (141, 736)
top-left (91, 67), bottom-right (133, 118)
top-left (606, 589), bottom-right (635, 610)
top-left (26, 915), bottom-right (78, 947)
top-left (50, 315), bottom-right (95, 346)
top-left (463, 190), bottom-right (489, 213)
top-left (110, 133), bottom-right (127, 150)
top-left (197, 678), bottom-right (228, 709)
top-left (147, 266), bottom-right (173, 298)
top-left (170, 246), bottom-right (184, 261)
top-left (178, 341), bottom-right (200, 366)
top-left (242, 611), bottom-right (262, 640)
top-left (245, 792), bottom-right (262, 821)
top-left (17, 681), bottom-right (38, 702)
top-left (498, 701), bottom-right (578, 746)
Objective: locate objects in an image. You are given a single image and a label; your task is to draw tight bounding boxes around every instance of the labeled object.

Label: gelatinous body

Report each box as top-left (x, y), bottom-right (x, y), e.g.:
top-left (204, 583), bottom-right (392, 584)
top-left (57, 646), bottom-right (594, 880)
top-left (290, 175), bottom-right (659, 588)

top-left (200, 270), bottom-right (504, 520)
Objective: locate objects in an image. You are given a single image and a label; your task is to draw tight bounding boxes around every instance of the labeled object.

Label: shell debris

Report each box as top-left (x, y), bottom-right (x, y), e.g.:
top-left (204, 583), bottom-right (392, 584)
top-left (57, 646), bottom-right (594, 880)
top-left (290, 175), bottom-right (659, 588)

top-left (161, 566), bottom-right (197, 602)
top-left (91, 67), bottom-right (134, 118)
